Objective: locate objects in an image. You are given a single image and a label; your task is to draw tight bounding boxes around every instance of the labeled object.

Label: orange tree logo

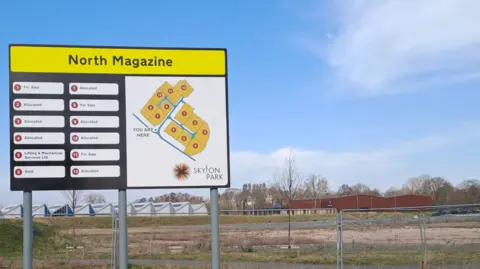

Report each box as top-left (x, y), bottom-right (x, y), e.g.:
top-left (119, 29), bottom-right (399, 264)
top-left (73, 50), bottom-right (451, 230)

top-left (172, 163), bottom-right (191, 180)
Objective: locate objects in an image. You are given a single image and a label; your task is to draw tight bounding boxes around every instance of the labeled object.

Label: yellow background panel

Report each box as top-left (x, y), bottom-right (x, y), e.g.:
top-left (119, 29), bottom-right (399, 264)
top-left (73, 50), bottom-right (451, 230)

top-left (185, 138), bottom-right (206, 156)
top-left (176, 130), bottom-right (192, 147)
top-left (164, 121), bottom-right (182, 140)
top-left (195, 123), bottom-right (210, 145)
top-left (140, 101), bottom-right (158, 120)
top-left (10, 45), bottom-right (226, 75)
top-left (159, 100), bottom-right (174, 114)
top-left (174, 103), bottom-right (193, 124)
top-left (147, 109), bottom-right (167, 126)
top-left (184, 114), bottom-right (205, 133)
top-left (174, 80), bottom-right (194, 97)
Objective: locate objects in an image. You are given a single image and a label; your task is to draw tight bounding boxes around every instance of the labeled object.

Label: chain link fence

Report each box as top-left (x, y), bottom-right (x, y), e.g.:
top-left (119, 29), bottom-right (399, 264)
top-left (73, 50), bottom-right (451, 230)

top-left (1, 205), bottom-right (480, 268)
top-left (337, 204), bottom-right (480, 269)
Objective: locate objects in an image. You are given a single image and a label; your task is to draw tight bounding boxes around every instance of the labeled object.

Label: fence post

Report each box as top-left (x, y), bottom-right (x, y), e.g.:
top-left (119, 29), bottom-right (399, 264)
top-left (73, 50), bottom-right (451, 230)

top-left (340, 211), bottom-right (344, 269)
top-left (336, 212), bottom-right (340, 269)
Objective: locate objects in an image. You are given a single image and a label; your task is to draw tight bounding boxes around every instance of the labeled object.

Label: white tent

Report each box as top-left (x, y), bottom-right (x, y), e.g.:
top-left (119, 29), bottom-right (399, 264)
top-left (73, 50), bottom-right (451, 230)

top-left (48, 204), bottom-right (73, 217)
top-left (127, 203), bottom-right (135, 216)
top-left (32, 204), bottom-right (49, 218)
top-left (91, 203), bottom-right (114, 216)
top-left (75, 204), bottom-right (94, 217)
top-left (111, 203), bottom-right (135, 215)
top-left (153, 202), bottom-right (174, 216)
top-left (172, 202), bottom-right (193, 216)
top-left (0, 204), bottom-right (23, 219)
top-left (191, 203), bottom-right (208, 216)
top-left (132, 203), bottom-right (154, 216)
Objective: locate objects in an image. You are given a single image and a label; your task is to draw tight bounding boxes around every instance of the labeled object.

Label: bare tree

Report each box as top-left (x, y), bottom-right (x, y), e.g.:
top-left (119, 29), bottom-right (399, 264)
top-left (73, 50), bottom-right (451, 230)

top-left (337, 184), bottom-right (353, 196)
top-left (303, 174), bottom-right (329, 208)
top-left (272, 149), bottom-right (303, 249)
top-left (403, 175), bottom-right (431, 194)
top-left (63, 190), bottom-right (85, 215)
top-left (86, 193), bottom-right (106, 204)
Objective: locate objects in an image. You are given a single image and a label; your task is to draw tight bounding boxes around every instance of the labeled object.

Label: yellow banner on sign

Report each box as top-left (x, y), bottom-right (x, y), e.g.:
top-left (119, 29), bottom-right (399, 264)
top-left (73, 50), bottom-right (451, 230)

top-left (10, 45), bottom-right (226, 75)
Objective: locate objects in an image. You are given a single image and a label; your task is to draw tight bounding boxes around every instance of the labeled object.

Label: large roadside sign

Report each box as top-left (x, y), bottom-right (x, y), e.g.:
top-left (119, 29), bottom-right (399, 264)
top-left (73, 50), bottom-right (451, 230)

top-left (9, 44), bottom-right (230, 191)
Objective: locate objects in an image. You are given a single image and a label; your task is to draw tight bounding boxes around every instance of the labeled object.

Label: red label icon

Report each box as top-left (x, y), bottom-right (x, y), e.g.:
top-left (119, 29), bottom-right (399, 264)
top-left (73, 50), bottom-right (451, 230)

top-left (202, 130), bottom-right (208, 135)
top-left (168, 89), bottom-right (173, 94)
top-left (15, 169), bottom-right (22, 176)
top-left (72, 135), bottom-right (79, 142)
top-left (155, 113), bottom-right (161, 119)
top-left (181, 85), bottom-right (187, 91)
top-left (72, 168), bottom-right (80, 175)
top-left (71, 85), bottom-right (78, 92)
top-left (181, 136), bottom-right (187, 141)
top-left (14, 101), bottom-right (22, 108)
top-left (15, 152), bottom-right (22, 159)
top-left (14, 84), bottom-right (21, 91)
top-left (192, 120), bottom-right (198, 125)
top-left (148, 105), bottom-right (154, 110)
top-left (14, 118), bottom-right (22, 125)
top-left (71, 102), bottom-right (78, 109)
top-left (193, 143), bottom-right (198, 149)
top-left (182, 111), bottom-right (187, 116)
top-left (164, 104), bottom-right (170, 109)
top-left (171, 127), bottom-right (177, 132)
top-left (157, 92), bottom-right (162, 98)
top-left (14, 135), bottom-right (22, 142)
top-left (71, 118), bottom-right (79, 125)
top-left (72, 152), bottom-right (79, 159)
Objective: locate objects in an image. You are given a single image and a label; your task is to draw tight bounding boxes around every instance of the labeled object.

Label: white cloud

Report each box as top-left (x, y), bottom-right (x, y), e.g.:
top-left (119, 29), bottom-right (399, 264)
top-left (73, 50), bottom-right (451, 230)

top-left (231, 122), bottom-right (480, 191)
top-left (303, 0), bottom-right (480, 95)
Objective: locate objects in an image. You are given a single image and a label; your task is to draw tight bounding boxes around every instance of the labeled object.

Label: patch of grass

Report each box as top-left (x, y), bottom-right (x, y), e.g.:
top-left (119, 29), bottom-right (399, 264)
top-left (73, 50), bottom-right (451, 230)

top-left (0, 220), bottom-right (66, 256)
top-left (30, 212), bottom-right (420, 230)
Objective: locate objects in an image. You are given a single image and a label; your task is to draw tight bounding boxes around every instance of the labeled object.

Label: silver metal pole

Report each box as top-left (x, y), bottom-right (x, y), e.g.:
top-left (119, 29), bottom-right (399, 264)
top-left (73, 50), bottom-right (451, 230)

top-left (23, 191), bottom-right (33, 269)
top-left (336, 212), bottom-right (340, 269)
top-left (118, 190), bottom-right (128, 269)
top-left (340, 211), bottom-right (344, 269)
top-left (210, 188), bottom-right (221, 269)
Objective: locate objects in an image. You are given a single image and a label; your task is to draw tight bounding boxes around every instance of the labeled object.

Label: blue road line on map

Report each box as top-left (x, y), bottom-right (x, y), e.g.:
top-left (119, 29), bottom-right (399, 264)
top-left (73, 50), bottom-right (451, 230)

top-left (158, 132), bottom-right (195, 161)
top-left (133, 95), bottom-right (197, 161)
top-left (133, 111), bottom-right (195, 162)
top-left (168, 115), bottom-right (194, 137)
top-left (133, 114), bottom-right (152, 130)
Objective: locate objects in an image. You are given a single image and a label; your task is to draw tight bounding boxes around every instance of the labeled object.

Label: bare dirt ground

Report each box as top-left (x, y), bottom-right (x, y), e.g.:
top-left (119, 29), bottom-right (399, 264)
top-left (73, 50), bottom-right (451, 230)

top-left (65, 221), bottom-right (480, 254)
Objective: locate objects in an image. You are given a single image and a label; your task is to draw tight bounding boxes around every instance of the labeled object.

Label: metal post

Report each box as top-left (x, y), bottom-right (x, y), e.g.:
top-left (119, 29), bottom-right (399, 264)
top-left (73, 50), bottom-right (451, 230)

top-left (210, 188), bottom-right (221, 269)
top-left (23, 191), bottom-right (33, 269)
top-left (111, 210), bottom-right (118, 269)
top-left (118, 190), bottom-right (128, 269)
top-left (340, 211), bottom-right (344, 269)
top-left (336, 212), bottom-right (340, 269)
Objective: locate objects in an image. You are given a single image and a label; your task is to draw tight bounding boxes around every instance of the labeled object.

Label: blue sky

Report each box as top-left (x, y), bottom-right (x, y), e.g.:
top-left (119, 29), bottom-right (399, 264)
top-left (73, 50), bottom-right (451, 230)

top-left (1, 0), bottom-right (480, 205)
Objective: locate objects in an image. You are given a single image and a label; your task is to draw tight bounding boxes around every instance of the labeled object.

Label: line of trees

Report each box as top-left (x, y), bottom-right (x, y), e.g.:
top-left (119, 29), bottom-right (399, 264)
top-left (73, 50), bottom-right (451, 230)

top-left (59, 152), bottom-right (479, 213)
top-left (218, 152), bottom-right (480, 211)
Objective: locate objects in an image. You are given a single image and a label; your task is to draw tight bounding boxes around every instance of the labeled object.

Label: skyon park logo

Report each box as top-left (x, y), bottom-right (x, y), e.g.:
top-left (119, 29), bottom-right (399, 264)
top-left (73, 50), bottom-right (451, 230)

top-left (172, 163), bottom-right (191, 181)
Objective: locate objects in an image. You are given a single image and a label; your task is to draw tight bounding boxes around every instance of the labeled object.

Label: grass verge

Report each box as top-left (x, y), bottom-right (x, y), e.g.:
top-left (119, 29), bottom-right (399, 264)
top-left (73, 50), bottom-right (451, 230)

top-left (0, 220), bottom-right (69, 257)
top-left (130, 250), bottom-right (480, 266)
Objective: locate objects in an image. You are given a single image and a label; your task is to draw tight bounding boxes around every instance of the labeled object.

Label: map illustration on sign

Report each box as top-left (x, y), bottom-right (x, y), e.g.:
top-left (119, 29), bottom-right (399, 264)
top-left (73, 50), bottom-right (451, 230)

top-left (133, 80), bottom-right (209, 161)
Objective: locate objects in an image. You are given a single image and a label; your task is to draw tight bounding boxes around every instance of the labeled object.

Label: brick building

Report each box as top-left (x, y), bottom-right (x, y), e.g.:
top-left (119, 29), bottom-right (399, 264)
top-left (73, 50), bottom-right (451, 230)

top-left (290, 194), bottom-right (432, 211)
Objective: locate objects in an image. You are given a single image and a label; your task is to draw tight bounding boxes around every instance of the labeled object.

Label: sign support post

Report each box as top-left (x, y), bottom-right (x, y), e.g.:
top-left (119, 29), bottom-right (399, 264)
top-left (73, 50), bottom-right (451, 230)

top-left (210, 188), bottom-right (221, 269)
top-left (118, 189), bottom-right (128, 269)
top-left (23, 191), bottom-right (33, 269)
